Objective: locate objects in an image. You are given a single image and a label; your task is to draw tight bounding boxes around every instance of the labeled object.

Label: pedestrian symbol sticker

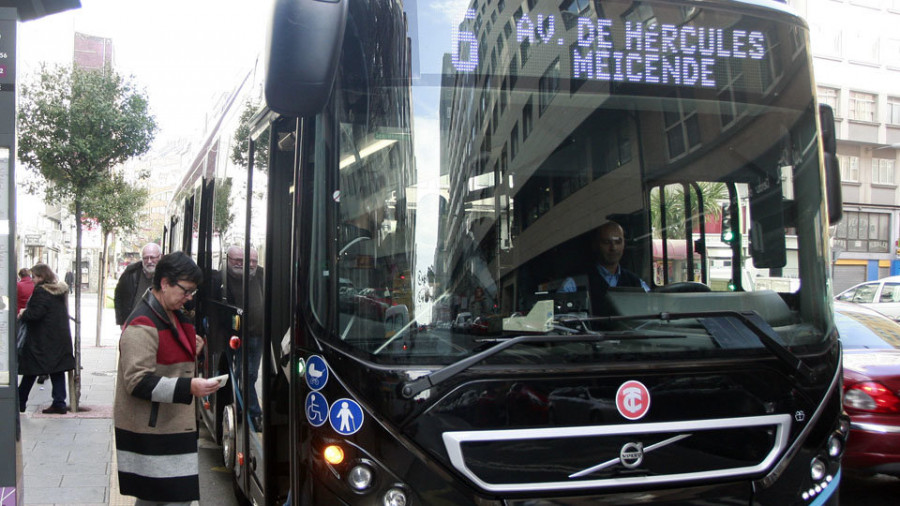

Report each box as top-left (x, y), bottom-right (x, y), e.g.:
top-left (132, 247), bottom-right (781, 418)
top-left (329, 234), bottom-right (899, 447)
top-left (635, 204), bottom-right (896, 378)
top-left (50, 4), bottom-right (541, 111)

top-left (329, 398), bottom-right (364, 435)
top-left (305, 391), bottom-right (328, 427)
top-left (305, 355), bottom-right (329, 390)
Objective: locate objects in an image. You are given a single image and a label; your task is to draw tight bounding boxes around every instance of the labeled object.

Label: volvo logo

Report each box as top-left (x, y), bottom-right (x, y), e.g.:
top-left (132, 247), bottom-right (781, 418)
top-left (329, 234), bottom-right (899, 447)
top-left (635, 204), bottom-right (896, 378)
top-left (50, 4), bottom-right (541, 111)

top-left (569, 434), bottom-right (692, 479)
top-left (619, 442), bottom-right (644, 468)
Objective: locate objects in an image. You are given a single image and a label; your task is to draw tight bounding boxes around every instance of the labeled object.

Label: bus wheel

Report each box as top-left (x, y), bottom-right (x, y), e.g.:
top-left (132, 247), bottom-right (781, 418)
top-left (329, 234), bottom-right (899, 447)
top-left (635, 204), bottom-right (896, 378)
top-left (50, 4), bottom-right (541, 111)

top-left (222, 403), bottom-right (237, 470)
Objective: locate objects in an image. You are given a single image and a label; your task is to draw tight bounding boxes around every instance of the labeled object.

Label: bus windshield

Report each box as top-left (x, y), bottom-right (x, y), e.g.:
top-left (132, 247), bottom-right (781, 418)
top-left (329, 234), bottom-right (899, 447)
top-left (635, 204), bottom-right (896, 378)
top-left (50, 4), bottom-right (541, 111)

top-left (308, 0), bottom-right (833, 365)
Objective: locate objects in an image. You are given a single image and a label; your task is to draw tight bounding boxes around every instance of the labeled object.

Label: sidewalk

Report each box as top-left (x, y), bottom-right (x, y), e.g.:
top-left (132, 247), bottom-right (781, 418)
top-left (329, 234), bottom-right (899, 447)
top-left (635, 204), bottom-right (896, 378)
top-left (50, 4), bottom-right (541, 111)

top-left (19, 292), bottom-right (119, 505)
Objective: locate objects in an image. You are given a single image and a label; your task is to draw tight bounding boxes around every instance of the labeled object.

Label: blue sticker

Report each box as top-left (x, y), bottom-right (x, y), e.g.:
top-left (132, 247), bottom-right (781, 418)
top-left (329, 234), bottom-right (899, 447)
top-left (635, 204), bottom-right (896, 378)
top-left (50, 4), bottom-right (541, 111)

top-left (305, 391), bottom-right (329, 427)
top-left (329, 398), bottom-right (364, 435)
top-left (306, 355), bottom-right (329, 391)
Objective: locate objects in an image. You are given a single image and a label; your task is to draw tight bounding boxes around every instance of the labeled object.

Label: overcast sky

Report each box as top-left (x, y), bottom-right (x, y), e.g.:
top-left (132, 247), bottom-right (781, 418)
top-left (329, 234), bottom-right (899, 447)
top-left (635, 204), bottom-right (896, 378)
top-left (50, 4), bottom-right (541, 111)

top-left (17, 0), bottom-right (272, 145)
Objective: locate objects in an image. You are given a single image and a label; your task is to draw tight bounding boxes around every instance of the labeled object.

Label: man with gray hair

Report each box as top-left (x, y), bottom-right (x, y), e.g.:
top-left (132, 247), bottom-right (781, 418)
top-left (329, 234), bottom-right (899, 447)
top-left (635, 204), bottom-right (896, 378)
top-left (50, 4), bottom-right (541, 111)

top-left (114, 242), bottom-right (161, 328)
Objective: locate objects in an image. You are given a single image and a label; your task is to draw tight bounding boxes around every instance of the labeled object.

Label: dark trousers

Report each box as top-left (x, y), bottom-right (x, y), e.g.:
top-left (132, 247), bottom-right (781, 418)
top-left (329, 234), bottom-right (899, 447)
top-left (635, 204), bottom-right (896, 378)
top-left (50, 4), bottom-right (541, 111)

top-left (19, 371), bottom-right (67, 410)
top-left (227, 336), bottom-right (262, 418)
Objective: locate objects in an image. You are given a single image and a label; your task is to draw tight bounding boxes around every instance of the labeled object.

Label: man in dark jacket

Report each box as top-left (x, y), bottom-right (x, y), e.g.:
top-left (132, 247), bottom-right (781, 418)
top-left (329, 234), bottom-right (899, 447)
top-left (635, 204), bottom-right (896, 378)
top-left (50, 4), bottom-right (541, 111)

top-left (212, 245), bottom-right (264, 429)
top-left (114, 243), bottom-right (161, 328)
top-left (18, 263), bottom-right (76, 414)
top-left (559, 221), bottom-right (649, 313)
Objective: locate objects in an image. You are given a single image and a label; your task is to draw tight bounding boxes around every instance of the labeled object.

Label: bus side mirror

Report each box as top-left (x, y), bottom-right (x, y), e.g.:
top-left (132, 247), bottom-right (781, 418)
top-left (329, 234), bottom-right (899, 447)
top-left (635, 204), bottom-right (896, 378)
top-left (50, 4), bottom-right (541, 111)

top-left (264, 0), bottom-right (348, 117)
top-left (819, 104), bottom-right (842, 224)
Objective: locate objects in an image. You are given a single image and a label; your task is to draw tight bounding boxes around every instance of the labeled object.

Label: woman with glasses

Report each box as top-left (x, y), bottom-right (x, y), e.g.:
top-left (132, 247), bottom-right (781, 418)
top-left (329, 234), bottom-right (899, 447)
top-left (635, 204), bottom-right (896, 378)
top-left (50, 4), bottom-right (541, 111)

top-left (113, 251), bottom-right (221, 505)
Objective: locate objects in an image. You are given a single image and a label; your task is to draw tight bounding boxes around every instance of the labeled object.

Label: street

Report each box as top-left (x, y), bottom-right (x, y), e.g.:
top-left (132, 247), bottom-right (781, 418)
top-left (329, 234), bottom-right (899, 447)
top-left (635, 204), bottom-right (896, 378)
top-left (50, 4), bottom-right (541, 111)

top-left (840, 471), bottom-right (900, 505)
top-left (198, 426), bottom-right (239, 506)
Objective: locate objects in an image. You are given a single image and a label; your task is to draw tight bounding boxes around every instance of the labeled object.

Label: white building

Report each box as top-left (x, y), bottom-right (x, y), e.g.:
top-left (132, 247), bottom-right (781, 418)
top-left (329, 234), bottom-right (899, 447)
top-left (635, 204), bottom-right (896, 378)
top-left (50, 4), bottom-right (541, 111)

top-left (791, 0), bottom-right (900, 290)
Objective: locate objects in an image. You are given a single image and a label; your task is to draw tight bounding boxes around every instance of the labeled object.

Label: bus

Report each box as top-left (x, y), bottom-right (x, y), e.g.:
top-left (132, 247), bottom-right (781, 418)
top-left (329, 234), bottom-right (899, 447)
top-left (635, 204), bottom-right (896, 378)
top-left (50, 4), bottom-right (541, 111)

top-left (166, 0), bottom-right (849, 504)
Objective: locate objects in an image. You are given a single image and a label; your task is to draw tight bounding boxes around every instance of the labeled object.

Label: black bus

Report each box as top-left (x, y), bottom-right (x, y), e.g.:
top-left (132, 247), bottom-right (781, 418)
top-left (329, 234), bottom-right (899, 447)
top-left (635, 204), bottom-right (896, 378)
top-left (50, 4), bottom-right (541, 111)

top-left (166, 0), bottom-right (848, 503)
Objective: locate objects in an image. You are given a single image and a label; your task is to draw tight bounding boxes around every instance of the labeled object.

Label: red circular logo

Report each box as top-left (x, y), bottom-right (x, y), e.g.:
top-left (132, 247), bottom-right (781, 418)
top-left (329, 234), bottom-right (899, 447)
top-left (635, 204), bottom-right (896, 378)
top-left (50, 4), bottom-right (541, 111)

top-left (616, 380), bottom-right (650, 420)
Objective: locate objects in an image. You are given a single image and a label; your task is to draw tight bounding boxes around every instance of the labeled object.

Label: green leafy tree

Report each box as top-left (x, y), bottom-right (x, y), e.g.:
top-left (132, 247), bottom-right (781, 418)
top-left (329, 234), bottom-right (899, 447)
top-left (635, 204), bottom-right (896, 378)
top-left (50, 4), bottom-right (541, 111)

top-left (651, 182), bottom-right (728, 239)
top-left (213, 177), bottom-right (234, 260)
top-left (231, 99), bottom-right (269, 172)
top-left (18, 63), bottom-right (156, 410)
top-left (82, 174), bottom-right (149, 346)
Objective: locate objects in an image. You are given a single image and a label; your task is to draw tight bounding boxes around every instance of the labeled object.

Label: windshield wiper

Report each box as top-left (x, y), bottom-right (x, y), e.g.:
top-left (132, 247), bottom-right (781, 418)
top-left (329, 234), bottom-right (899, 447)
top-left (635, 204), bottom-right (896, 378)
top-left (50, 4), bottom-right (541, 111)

top-left (398, 310), bottom-right (815, 399)
top-left (399, 331), bottom-right (689, 399)
top-left (590, 310), bottom-right (816, 382)
top-left (400, 333), bottom-right (604, 398)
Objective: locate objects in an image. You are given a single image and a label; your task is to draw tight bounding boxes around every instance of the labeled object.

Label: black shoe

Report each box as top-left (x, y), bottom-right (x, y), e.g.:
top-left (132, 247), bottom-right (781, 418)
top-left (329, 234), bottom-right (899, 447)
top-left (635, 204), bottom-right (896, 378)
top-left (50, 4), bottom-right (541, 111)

top-left (19, 405), bottom-right (25, 413)
top-left (41, 405), bottom-right (67, 415)
top-left (37, 375), bottom-right (48, 384)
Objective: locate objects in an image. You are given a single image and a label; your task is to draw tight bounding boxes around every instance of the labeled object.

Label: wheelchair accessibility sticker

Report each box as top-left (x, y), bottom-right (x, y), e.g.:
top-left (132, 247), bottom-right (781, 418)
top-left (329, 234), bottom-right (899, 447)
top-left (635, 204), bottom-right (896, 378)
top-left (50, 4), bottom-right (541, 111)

top-left (329, 398), bottom-right (364, 435)
top-left (305, 391), bottom-right (329, 427)
top-left (305, 355), bottom-right (329, 390)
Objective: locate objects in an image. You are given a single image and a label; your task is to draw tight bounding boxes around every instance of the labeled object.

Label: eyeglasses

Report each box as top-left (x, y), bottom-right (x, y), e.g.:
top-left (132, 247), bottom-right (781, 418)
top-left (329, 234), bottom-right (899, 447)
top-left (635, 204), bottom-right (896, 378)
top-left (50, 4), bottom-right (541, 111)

top-left (227, 255), bottom-right (258, 266)
top-left (142, 255), bottom-right (161, 261)
top-left (173, 281), bottom-right (198, 298)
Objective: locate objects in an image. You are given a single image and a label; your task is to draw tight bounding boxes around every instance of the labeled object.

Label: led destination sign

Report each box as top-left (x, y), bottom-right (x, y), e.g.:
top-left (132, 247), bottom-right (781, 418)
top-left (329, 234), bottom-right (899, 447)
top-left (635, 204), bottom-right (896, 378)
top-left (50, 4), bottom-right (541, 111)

top-left (452, 9), bottom-right (768, 89)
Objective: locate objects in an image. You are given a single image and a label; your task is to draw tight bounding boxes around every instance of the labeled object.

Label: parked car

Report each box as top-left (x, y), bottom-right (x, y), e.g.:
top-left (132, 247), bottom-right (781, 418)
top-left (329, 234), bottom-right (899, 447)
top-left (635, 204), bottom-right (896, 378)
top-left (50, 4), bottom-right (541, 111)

top-left (451, 312), bottom-right (472, 333)
top-left (835, 275), bottom-right (900, 321)
top-left (834, 300), bottom-right (900, 475)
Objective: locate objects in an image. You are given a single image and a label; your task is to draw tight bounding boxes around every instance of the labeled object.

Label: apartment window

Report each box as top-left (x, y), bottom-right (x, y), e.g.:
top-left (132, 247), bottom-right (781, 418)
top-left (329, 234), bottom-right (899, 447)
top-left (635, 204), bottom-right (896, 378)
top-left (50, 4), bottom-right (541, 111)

top-left (665, 92), bottom-right (701, 159)
top-left (624, 3), bottom-right (657, 26)
top-left (888, 96), bottom-right (900, 125)
top-left (886, 37), bottom-right (900, 68)
top-left (811, 24), bottom-right (842, 59)
top-left (873, 158), bottom-right (896, 185)
top-left (833, 211), bottom-right (890, 253)
top-left (718, 60), bottom-right (747, 128)
top-left (522, 98), bottom-right (533, 141)
top-left (510, 123), bottom-right (519, 160)
top-left (539, 58), bottom-right (560, 115)
top-left (560, 0), bottom-right (592, 30)
top-left (848, 31), bottom-right (880, 65)
top-left (839, 155), bottom-right (860, 182)
top-left (520, 36), bottom-right (531, 66)
top-left (818, 87), bottom-right (840, 116)
top-left (848, 91), bottom-right (877, 122)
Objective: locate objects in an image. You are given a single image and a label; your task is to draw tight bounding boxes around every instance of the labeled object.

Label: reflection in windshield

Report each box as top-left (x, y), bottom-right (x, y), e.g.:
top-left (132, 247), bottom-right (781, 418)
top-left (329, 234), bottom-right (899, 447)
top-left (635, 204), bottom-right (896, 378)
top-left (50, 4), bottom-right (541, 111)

top-left (310, 0), bottom-right (832, 364)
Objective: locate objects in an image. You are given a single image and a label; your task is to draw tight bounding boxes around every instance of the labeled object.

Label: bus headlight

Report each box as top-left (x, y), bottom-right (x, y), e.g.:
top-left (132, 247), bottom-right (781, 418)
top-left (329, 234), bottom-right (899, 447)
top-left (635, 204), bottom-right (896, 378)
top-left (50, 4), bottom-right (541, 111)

top-left (383, 487), bottom-right (408, 506)
top-left (827, 431), bottom-right (844, 458)
top-left (347, 464), bottom-right (374, 491)
top-left (810, 457), bottom-right (827, 482)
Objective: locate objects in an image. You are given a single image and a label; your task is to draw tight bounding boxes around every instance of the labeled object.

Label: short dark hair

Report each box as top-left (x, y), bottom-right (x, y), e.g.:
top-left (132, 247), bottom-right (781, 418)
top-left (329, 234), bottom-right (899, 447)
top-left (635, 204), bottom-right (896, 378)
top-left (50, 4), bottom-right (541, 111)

top-left (152, 251), bottom-right (202, 290)
top-left (18, 268), bottom-right (30, 278)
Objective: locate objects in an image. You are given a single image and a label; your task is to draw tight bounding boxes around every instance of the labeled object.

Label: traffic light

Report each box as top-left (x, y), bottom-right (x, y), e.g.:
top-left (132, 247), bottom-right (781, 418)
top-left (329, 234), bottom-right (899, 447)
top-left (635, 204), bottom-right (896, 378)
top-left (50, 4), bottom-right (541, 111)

top-left (721, 204), bottom-right (735, 243)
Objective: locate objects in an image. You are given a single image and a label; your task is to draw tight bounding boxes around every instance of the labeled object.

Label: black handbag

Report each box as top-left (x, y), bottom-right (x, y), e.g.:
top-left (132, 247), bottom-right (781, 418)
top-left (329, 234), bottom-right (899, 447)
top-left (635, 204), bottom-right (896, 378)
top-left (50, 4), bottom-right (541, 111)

top-left (16, 322), bottom-right (27, 352)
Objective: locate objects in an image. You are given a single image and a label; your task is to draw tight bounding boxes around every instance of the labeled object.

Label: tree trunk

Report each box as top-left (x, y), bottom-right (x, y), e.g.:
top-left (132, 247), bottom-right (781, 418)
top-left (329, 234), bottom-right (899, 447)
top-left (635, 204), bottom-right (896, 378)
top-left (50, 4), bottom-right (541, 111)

top-left (96, 231), bottom-right (109, 347)
top-left (71, 200), bottom-right (83, 412)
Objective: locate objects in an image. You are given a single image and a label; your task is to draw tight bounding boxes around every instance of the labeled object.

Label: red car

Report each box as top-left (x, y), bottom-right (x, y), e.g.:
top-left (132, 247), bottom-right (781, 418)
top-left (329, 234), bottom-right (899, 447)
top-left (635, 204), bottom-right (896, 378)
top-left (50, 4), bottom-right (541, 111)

top-left (834, 300), bottom-right (900, 474)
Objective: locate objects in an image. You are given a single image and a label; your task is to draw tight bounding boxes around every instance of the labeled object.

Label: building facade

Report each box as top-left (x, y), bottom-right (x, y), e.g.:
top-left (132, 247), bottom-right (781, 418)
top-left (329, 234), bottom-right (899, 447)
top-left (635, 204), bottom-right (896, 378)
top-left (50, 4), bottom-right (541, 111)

top-left (792, 0), bottom-right (900, 291)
